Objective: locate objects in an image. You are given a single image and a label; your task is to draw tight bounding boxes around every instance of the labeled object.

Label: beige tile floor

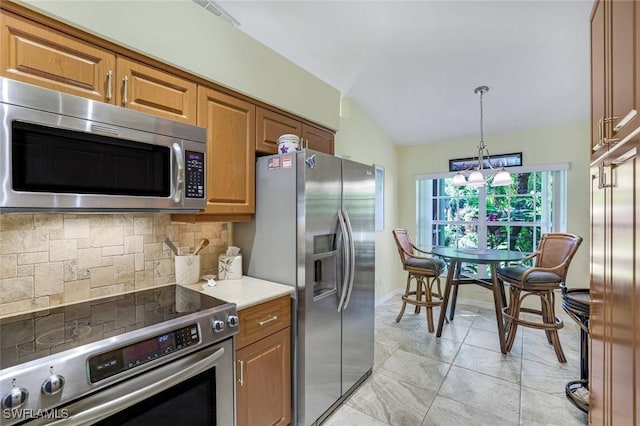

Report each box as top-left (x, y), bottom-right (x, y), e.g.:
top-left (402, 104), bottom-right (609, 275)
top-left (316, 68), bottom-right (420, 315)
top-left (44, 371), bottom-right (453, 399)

top-left (324, 297), bottom-right (589, 426)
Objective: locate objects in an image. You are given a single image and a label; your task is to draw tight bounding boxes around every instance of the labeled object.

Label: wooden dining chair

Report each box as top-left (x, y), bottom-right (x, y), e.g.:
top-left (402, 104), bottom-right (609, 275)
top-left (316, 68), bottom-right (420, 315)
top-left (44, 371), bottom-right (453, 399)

top-left (497, 232), bottom-right (583, 362)
top-left (392, 229), bottom-right (446, 332)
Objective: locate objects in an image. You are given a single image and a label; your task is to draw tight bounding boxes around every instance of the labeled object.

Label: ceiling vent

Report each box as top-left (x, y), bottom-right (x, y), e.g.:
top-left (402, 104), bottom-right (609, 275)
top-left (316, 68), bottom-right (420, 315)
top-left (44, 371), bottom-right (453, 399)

top-left (193, 0), bottom-right (240, 27)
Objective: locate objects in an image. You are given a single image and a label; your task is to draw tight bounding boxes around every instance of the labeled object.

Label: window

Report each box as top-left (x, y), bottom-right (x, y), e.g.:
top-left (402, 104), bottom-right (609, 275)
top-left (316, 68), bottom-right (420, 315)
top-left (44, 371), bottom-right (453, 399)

top-left (416, 166), bottom-right (567, 277)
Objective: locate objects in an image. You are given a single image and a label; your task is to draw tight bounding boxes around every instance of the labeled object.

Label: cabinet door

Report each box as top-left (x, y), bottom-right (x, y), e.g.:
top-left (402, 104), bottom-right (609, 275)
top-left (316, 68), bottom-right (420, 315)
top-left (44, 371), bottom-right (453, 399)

top-left (302, 123), bottom-right (335, 155)
top-left (236, 327), bottom-right (291, 426)
top-left (198, 86), bottom-right (255, 215)
top-left (608, 146), bottom-right (638, 425)
top-left (116, 57), bottom-right (197, 124)
top-left (590, 0), bottom-right (607, 158)
top-left (256, 107), bottom-right (302, 154)
top-left (0, 11), bottom-right (115, 102)
top-left (609, 0), bottom-right (640, 143)
top-left (589, 166), bottom-right (607, 426)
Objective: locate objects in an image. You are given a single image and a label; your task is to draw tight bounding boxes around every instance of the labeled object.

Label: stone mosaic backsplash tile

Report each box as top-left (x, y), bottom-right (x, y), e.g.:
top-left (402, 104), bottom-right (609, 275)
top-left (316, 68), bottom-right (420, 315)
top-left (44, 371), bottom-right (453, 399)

top-left (0, 214), bottom-right (228, 317)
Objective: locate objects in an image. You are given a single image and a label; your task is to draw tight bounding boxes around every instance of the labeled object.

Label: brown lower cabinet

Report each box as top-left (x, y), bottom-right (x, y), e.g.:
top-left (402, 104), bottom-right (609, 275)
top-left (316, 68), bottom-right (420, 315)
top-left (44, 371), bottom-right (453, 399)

top-left (236, 296), bottom-right (292, 426)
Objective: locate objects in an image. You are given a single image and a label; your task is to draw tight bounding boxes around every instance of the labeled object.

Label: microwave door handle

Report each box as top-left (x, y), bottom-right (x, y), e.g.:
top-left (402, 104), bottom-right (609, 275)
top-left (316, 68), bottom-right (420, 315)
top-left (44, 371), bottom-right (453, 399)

top-left (48, 347), bottom-right (225, 426)
top-left (337, 209), bottom-right (350, 312)
top-left (172, 143), bottom-right (185, 203)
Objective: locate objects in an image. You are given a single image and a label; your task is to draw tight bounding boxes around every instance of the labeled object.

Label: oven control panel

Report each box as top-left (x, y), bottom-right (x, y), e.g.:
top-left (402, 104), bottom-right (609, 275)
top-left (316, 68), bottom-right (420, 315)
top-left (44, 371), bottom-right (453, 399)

top-left (87, 324), bottom-right (200, 383)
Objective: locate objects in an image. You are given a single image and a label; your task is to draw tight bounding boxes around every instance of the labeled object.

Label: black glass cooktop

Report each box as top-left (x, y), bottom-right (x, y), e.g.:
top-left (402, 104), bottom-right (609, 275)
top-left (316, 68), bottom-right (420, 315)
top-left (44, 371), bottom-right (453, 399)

top-left (0, 284), bottom-right (226, 370)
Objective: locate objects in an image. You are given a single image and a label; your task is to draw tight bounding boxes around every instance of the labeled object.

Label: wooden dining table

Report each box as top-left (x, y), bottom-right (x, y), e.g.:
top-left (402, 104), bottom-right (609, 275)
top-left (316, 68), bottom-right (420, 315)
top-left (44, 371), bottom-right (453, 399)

top-left (431, 247), bottom-right (526, 354)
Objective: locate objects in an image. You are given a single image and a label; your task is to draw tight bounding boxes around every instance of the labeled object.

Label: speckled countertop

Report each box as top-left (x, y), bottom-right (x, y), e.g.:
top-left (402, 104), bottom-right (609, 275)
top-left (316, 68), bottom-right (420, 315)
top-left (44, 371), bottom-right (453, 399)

top-left (181, 276), bottom-right (293, 310)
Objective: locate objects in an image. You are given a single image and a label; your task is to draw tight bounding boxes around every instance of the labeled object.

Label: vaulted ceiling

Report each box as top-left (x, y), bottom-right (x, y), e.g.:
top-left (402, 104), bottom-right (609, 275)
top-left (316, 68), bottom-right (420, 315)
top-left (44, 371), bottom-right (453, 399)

top-left (217, 0), bottom-right (593, 146)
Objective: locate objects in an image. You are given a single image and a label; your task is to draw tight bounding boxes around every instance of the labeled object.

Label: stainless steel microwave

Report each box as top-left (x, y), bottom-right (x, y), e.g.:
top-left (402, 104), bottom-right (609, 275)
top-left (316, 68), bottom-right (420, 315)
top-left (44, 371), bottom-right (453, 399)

top-left (0, 77), bottom-right (207, 213)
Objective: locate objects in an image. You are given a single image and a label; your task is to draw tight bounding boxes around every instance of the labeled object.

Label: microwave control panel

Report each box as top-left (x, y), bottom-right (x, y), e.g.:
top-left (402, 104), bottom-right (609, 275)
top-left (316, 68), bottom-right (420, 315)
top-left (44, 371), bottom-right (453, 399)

top-left (185, 151), bottom-right (205, 198)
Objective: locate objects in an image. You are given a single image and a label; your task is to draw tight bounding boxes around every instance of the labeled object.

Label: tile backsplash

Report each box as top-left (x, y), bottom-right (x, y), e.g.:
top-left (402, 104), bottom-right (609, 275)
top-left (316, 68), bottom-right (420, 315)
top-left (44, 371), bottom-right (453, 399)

top-left (0, 214), bottom-right (228, 317)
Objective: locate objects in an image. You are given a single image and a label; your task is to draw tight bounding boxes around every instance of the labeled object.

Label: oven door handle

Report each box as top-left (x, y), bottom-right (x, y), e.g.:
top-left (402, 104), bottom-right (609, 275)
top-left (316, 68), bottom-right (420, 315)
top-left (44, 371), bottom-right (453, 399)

top-left (49, 347), bottom-right (225, 426)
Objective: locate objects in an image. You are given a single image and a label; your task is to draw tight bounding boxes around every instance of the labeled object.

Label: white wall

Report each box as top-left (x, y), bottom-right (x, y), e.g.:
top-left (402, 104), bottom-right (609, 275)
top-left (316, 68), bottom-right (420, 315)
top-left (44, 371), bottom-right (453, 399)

top-left (397, 122), bottom-right (591, 305)
top-left (17, 0), bottom-right (341, 131)
top-left (335, 99), bottom-right (402, 302)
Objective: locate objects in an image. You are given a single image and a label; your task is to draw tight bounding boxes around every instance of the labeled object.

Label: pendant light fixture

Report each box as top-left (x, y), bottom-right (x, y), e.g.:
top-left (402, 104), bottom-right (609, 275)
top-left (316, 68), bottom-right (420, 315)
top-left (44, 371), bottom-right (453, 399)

top-left (452, 86), bottom-right (513, 187)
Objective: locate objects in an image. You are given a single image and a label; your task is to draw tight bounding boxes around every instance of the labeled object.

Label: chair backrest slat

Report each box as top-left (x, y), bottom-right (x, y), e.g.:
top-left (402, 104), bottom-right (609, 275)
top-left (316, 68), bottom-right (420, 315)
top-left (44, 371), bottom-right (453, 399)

top-left (535, 233), bottom-right (583, 279)
top-left (392, 228), bottom-right (414, 266)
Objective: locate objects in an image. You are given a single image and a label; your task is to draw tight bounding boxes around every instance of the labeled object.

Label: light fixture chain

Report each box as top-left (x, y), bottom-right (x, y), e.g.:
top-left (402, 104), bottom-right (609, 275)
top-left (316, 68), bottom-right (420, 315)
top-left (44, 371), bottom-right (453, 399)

top-left (479, 89), bottom-right (484, 144)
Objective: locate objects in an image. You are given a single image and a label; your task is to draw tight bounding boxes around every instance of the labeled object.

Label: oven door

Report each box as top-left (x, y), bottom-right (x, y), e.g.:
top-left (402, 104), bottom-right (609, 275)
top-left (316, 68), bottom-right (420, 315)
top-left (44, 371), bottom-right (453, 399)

top-left (38, 339), bottom-right (234, 426)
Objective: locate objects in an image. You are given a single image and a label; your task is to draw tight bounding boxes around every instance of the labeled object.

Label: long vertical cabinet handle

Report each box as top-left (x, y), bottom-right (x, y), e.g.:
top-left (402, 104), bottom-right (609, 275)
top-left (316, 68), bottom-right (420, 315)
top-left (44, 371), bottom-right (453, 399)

top-left (341, 208), bottom-right (356, 310)
top-left (237, 360), bottom-right (244, 386)
top-left (593, 117), bottom-right (604, 152)
top-left (106, 70), bottom-right (113, 101)
top-left (337, 209), bottom-right (351, 312)
top-left (122, 76), bottom-right (129, 105)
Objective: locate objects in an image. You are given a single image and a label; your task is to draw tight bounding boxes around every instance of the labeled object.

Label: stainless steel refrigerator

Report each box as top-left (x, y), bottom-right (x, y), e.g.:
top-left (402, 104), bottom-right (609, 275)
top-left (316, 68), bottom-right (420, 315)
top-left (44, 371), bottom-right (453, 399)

top-left (235, 149), bottom-right (375, 426)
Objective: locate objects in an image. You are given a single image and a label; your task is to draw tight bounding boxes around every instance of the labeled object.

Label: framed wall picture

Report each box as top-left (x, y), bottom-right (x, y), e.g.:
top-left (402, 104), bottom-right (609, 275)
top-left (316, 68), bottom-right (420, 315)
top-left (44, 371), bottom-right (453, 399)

top-left (449, 152), bottom-right (522, 172)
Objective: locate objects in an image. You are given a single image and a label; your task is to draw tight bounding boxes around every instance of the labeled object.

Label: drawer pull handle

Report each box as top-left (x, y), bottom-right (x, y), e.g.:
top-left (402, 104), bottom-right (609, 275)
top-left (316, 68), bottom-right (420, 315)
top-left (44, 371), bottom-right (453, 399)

top-left (258, 315), bottom-right (278, 326)
top-left (238, 360), bottom-right (244, 386)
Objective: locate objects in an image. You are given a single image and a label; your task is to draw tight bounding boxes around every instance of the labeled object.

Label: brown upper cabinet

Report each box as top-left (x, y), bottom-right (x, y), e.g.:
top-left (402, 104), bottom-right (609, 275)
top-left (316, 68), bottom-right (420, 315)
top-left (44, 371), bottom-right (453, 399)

top-left (197, 86), bottom-right (256, 219)
top-left (256, 107), bottom-right (302, 154)
top-left (256, 106), bottom-right (334, 155)
top-left (302, 123), bottom-right (335, 155)
top-left (0, 10), bottom-right (197, 124)
top-left (0, 10), bottom-right (115, 102)
top-left (116, 57), bottom-right (197, 124)
top-left (590, 0), bottom-right (640, 160)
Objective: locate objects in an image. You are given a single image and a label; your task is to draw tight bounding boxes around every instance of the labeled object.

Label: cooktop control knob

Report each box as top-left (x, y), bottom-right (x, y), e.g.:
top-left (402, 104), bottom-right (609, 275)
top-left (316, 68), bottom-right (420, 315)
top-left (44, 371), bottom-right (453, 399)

top-left (1, 386), bottom-right (29, 409)
top-left (227, 315), bottom-right (239, 328)
top-left (212, 320), bottom-right (225, 333)
top-left (41, 374), bottom-right (65, 396)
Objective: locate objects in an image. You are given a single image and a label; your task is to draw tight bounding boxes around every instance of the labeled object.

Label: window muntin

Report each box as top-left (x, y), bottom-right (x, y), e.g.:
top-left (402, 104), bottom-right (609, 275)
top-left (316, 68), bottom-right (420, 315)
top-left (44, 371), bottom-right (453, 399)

top-left (417, 169), bottom-right (565, 277)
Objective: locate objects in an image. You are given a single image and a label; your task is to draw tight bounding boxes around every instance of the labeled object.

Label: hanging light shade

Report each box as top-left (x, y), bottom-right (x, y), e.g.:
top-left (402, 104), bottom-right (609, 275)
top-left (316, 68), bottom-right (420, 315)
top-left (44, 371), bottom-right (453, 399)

top-left (450, 86), bottom-right (514, 188)
top-left (452, 172), bottom-right (467, 186)
top-left (467, 170), bottom-right (486, 187)
top-left (492, 168), bottom-right (513, 186)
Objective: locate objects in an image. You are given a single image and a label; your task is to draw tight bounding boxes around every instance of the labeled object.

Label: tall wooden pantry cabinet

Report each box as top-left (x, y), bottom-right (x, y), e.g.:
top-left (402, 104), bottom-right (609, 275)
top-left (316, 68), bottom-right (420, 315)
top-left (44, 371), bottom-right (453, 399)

top-left (589, 0), bottom-right (640, 424)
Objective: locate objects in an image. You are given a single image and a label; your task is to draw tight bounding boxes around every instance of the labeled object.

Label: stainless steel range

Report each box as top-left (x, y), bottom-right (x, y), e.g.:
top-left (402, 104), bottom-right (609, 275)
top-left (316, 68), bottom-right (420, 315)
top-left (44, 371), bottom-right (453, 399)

top-left (0, 284), bottom-right (238, 425)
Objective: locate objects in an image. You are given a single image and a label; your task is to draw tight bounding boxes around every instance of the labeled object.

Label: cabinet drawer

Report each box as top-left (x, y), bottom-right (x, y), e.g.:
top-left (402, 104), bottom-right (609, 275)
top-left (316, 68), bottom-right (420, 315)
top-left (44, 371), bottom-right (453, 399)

top-left (236, 296), bottom-right (290, 349)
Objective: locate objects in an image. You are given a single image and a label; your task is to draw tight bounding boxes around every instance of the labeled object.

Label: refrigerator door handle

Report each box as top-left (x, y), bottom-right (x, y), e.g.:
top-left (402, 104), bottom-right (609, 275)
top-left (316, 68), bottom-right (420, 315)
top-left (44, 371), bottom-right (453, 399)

top-left (342, 208), bottom-right (357, 310)
top-left (337, 209), bottom-right (351, 312)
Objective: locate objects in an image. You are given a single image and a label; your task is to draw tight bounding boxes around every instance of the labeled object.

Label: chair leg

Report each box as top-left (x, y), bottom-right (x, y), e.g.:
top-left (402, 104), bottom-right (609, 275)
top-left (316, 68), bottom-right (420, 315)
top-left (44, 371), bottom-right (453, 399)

top-left (415, 277), bottom-right (423, 314)
top-left (504, 286), bottom-right (521, 353)
top-left (424, 277), bottom-right (435, 333)
top-left (396, 274), bottom-right (412, 322)
top-left (541, 296), bottom-right (553, 344)
top-left (434, 276), bottom-right (443, 299)
top-left (542, 291), bottom-right (566, 363)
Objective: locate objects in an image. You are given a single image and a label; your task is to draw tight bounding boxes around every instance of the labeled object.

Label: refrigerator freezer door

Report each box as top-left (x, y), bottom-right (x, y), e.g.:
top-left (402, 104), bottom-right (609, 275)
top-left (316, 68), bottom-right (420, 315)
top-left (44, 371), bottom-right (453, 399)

top-left (341, 159), bottom-right (375, 394)
top-left (298, 151), bottom-right (344, 426)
